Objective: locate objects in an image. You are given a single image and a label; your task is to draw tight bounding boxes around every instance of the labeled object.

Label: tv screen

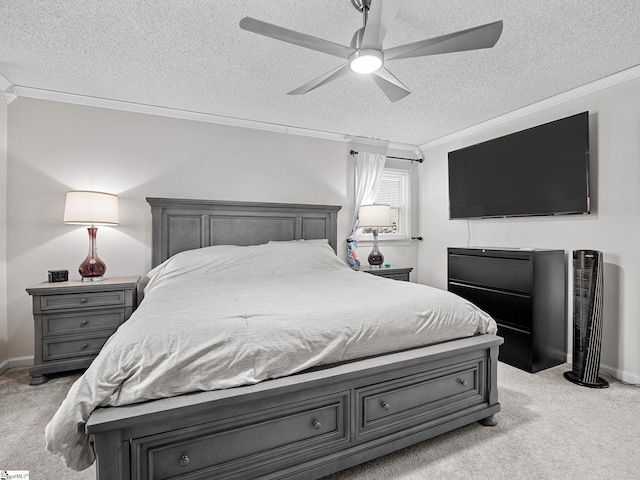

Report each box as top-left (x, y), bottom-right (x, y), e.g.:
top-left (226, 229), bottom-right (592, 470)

top-left (448, 111), bottom-right (590, 219)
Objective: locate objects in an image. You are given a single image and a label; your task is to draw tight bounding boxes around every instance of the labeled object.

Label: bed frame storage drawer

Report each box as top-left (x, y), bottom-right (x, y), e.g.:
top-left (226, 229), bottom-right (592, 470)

top-left (356, 358), bottom-right (485, 438)
top-left (130, 392), bottom-right (350, 480)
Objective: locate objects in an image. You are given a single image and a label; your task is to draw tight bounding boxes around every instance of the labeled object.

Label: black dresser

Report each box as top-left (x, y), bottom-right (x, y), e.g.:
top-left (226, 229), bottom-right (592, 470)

top-left (447, 247), bottom-right (566, 373)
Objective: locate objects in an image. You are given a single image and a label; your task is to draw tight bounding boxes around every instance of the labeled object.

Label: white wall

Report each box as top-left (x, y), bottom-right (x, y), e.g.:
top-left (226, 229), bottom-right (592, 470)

top-left (4, 97), bottom-right (417, 362)
top-left (0, 96), bottom-right (7, 370)
top-left (418, 75), bottom-right (640, 383)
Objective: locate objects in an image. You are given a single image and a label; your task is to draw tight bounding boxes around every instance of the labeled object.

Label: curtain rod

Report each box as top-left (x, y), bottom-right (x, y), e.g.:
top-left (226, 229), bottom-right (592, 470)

top-left (349, 149), bottom-right (423, 163)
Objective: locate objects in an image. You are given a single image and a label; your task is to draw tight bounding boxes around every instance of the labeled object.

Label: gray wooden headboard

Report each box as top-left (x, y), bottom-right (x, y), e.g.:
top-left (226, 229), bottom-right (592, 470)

top-left (147, 197), bottom-right (342, 267)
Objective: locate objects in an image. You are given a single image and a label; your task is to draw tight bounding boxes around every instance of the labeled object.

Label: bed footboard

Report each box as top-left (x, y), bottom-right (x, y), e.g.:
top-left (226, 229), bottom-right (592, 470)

top-left (87, 334), bottom-right (502, 480)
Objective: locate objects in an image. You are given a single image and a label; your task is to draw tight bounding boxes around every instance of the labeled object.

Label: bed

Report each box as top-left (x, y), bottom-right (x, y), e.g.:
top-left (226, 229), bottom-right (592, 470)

top-left (46, 197), bottom-right (502, 480)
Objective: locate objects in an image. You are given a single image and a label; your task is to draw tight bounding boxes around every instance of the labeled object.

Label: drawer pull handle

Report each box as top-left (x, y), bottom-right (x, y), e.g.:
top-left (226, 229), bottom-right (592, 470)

top-left (179, 454), bottom-right (190, 466)
top-left (458, 379), bottom-right (469, 387)
top-left (312, 420), bottom-right (322, 430)
top-left (81, 320), bottom-right (89, 326)
top-left (381, 401), bottom-right (391, 410)
top-left (79, 298), bottom-right (88, 304)
top-left (80, 344), bottom-right (89, 350)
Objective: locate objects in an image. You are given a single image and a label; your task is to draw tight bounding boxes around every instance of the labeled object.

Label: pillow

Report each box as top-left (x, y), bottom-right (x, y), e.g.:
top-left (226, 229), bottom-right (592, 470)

top-left (267, 239), bottom-right (329, 245)
top-left (145, 244), bottom-right (248, 286)
top-left (145, 241), bottom-right (347, 292)
top-left (260, 241), bottom-right (346, 273)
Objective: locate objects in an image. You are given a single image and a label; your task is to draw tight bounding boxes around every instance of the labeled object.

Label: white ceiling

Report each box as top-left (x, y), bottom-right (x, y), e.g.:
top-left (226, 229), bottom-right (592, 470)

top-left (1, 1), bottom-right (639, 148)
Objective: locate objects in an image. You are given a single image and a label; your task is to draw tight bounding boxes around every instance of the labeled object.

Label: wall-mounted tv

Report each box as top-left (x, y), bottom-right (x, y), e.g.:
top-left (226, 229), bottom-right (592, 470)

top-left (448, 111), bottom-right (590, 219)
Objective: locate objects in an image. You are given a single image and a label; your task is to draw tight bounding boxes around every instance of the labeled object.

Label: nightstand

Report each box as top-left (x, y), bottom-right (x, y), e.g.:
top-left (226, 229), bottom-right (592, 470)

top-left (26, 276), bottom-right (139, 385)
top-left (352, 265), bottom-right (413, 282)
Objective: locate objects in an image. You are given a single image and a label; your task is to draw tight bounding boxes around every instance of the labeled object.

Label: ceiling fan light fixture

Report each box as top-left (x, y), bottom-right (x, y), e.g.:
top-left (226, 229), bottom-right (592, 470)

top-left (349, 49), bottom-right (383, 74)
top-left (240, 5), bottom-right (504, 102)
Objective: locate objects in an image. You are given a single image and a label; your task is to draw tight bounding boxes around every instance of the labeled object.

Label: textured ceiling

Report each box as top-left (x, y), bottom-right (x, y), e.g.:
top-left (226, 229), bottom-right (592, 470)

top-left (1, 1), bottom-right (640, 147)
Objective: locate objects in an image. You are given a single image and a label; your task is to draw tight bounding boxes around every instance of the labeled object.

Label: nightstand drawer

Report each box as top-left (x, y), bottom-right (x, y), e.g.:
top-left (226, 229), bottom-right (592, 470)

top-left (353, 265), bottom-right (413, 282)
top-left (43, 333), bottom-right (114, 361)
top-left (381, 272), bottom-right (410, 281)
top-left (39, 291), bottom-right (127, 311)
top-left (43, 309), bottom-right (126, 336)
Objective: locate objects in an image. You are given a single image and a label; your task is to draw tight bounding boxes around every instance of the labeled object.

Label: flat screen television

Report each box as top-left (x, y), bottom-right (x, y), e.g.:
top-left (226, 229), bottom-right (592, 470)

top-left (448, 111), bottom-right (590, 219)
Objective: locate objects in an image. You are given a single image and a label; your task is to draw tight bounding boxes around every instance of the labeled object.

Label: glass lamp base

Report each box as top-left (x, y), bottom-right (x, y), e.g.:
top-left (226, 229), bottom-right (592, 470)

top-left (367, 228), bottom-right (384, 266)
top-left (367, 251), bottom-right (384, 266)
top-left (79, 227), bottom-right (106, 281)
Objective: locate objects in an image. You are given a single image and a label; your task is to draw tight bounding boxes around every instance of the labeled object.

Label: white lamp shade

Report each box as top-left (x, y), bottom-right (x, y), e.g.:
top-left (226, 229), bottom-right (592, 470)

top-left (63, 190), bottom-right (119, 225)
top-left (358, 204), bottom-right (392, 228)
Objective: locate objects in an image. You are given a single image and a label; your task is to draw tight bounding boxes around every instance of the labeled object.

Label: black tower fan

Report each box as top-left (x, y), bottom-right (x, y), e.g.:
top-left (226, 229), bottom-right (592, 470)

top-left (564, 250), bottom-right (609, 388)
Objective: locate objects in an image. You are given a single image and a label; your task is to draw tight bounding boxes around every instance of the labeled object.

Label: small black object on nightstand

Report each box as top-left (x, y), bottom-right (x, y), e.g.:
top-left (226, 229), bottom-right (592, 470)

top-left (48, 269), bottom-right (69, 283)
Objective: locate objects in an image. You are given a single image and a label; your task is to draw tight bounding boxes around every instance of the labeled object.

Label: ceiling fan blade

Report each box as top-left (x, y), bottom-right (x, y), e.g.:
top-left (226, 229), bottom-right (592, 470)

top-left (240, 17), bottom-right (355, 59)
top-left (361, 0), bottom-right (405, 49)
top-left (287, 64), bottom-right (350, 95)
top-left (385, 20), bottom-right (503, 61)
top-left (371, 68), bottom-right (411, 102)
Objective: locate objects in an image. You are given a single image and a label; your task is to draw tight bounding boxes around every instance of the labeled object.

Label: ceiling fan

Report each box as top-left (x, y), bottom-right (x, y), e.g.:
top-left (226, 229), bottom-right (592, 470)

top-left (239, 0), bottom-right (503, 102)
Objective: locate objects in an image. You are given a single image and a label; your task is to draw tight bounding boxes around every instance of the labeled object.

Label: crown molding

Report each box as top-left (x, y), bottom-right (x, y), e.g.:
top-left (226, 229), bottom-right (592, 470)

top-left (418, 64), bottom-right (640, 152)
top-left (13, 86), bottom-right (419, 153)
top-left (0, 72), bottom-right (17, 104)
top-left (6, 65), bottom-right (640, 154)
top-left (3, 86), bottom-right (17, 104)
top-left (0, 72), bottom-right (12, 91)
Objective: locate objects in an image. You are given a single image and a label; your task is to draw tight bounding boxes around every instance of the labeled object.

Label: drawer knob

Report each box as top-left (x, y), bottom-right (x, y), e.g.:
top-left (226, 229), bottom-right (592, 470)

top-left (80, 344), bottom-right (89, 350)
top-left (458, 379), bottom-right (469, 387)
top-left (312, 420), bottom-right (322, 430)
top-left (79, 298), bottom-right (88, 304)
top-left (179, 454), bottom-right (190, 466)
top-left (381, 401), bottom-right (390, 410)
top-left (81, 320), bottom-right (89, 326)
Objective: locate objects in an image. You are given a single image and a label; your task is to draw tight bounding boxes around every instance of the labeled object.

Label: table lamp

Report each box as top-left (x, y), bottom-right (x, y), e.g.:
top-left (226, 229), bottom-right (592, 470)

top-left (358, 204), bottom-right (392, 267)
top-left (63, 190), bottom-right (119, 281)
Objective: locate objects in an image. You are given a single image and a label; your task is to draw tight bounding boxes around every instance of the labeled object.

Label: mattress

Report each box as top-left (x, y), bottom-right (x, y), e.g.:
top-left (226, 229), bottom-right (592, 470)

top-left (45, 241), bottom-right (496, 470)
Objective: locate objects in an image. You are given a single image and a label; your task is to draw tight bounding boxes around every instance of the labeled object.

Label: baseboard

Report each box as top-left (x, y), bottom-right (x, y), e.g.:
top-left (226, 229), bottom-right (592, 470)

top-left (0, 355), bottom-right (34, 376)
top-left (600, 365), bottom-right (640, 386)
top-left (564, 354), bottom-right (639, 386)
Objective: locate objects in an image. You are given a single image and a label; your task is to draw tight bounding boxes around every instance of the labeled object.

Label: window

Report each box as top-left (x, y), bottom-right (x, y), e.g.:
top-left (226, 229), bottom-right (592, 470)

top-left (361, 168), bottom-right (411, 241)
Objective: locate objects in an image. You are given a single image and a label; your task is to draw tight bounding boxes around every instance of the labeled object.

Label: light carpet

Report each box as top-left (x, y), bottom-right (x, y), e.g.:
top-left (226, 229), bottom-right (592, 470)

top-left (1, 363), bottom-right (638, 480)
